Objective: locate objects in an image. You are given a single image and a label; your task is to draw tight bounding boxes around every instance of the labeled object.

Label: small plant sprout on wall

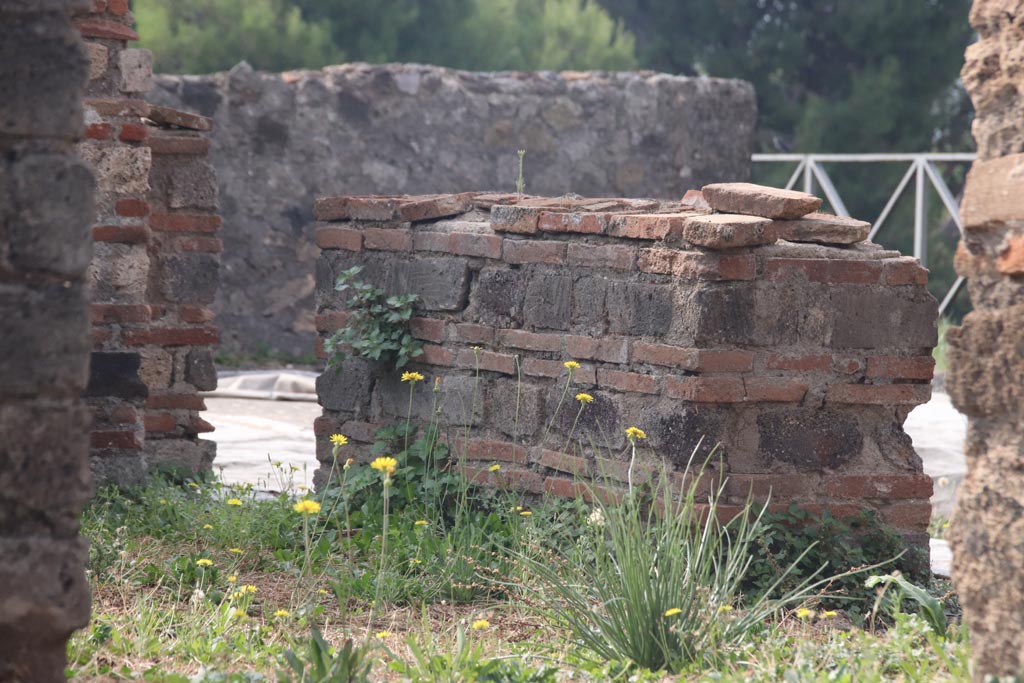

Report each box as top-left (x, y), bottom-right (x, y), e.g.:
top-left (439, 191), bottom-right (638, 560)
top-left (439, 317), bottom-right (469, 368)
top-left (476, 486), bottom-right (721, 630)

top-left (325, 266), bottom-right (423, 370)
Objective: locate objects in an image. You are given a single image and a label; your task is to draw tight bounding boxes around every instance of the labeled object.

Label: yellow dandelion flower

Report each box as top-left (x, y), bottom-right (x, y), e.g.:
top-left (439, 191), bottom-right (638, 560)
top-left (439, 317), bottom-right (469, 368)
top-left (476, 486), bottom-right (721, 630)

top-left (227, 575), bottom-right (237, 583)
top-left (519, 510), bottom-right (532, 517)
top-left (575, 392), bottom-right (594, 404)
top-left (272, 461), bottom-right (282, 467)
top-left (317, 589), bottom-right (328, 595)
top-left (401, 371), bottom-right (425, 383)
top-left (624, 427), bottom-right (647, 441)
top-left (414, 520), bottom-right (429, 526)
top-left (229, 548), bottom-right (243, 554)
top-left (202, 524), bottom-right (213, 530)
top-left (188, 482), bottom-right (200, 489)
top-left (289, 465), bottom-right (300, 472)
top-left (718, 605), bottom-right (734, 613)
top-left (330, 433), bottom-right (348, 446)
top-left (226, 498), bottom-right (243, 507)
top-left (240, 585), bottom-right (257, 594)
top-left (159, 499), bottom-right (168, 505)
top-left (232, 609), bottom-right (247, 619)
top-left (375, 631), bottom-right (392, 640)
top-left (822, 610), bottom-right (838, 618)
top-left (563, 360), bottom-right (580, 371)
top-left (469, 345), bottom-right (482, 351)
top-left (344, 457), bottom-right (354, 470)
top-left (412, 558), bottom-right (423, 564)
top-left (471, 619), bottom-right (490, 630)
top-left (663, 608), bottom-right (682, 617)
top-left (488, 464), bottom-right (501, 472)
top-left (795, 607), bottom-right (815, 620)
top-left (293, 499), bottom-right (322, 515)
top-left (273, 609), bottom-right (291, 618)
top-left (196, 558), bottom-right (213, 567)
top-left (370, 456), bottom-right (398, 475)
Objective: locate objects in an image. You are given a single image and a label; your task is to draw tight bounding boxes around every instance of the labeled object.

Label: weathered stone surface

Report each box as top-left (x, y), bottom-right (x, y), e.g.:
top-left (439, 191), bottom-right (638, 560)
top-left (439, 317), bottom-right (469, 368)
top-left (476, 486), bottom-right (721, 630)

top-left (317, 358), bottom-right (375, 413)
top-left (523, 273), bottom-right (572, 331)
top-left (830, 287), bottom-right (938, 349)
top-left (158, 254), bottom-right (219, 303)
top-left (386, 257), bottom-right (469, 311)
top-left (946, 306), bottom-right (1024, 420)
top-left (118, 48), bottom-right (153, 93)
top-left (702, 182), bottom-right (823, 219)
top-left (78, 142), bottom-right (151, 193)
top-left (185, 348), bottom-right (218, 391)
top-left (757, 408), bottom-right (863, 472)
top-left (85, 42), bottom-right (107, 81)
top-left (149, 63), bottom-right (756, 355)
top-left (960, 153), bottom-right (1024, 228)
top-left (88, 242), bottom-right (149, 302)
top-left (682, 213), bottom-right (775, 249)
top-left (84, 352), bottom-right (148, 400)
top-left (773, 213), bottom-right (871, 245)
top-left (144, 438), bottom-right (216, 476)
top-left (606, 282), bottom-right (674, 336)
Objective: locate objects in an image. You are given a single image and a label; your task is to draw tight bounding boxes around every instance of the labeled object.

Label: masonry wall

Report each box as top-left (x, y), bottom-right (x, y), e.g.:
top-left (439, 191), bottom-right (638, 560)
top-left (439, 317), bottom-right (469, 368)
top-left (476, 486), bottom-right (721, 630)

top-left (314, 189), bottom-right (937, 548)
top-left (148, 64), bottom-right (757, 357)
top-left (947, 0), bottom-right (1024, 678)
top-left (77, 3), bottom-right (219, 486)
top-left (0, 0), bottom-right (94, 678)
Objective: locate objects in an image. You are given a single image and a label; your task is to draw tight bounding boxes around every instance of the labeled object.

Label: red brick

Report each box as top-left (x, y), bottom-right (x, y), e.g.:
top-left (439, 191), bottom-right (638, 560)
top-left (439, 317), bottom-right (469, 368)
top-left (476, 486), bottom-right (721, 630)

top-left (825, 474), bottom-right (933, 500)
top-left (536, 448), bottom-right (591, 476)
top-left (744, 379), bottom-right (808, 403)
top-left (832, 357), bottom-right (864, 375)
top-left (91, 303), bottom-right (151, 324)
top-left (632, 342), bottom-right (697, 368)
top-left (191, 417), bottom-right (216, 434)
top-left (340, 420), bottom-right (383, 443)
top-left (566, 336), bottom-right (628, 364)
top-left (118, 122), bottom-right (149, 142)
top-left (452, 438), bottom-right (528, 464)
top-left (107, 0), bottom-right (130, 14)
top-left (123, 326), bottom-right (220, 347)
top-left (313, 416), bottom-right (338, 436)
top-left (419, 344), bottom-right (455, 367)
top-left (998, 236), bottom-right (1024, 275)
top-left (567, 243), bottom-right (636, 270)
top-left (543, 477), bottom-right (624, 505)
top-left (106, 405), bottom-right (138, 425)
top-left (490, 205), bottom-right (542, 234)
top-left (764, 258), bottom-right (883, 284)
top-left (497, 329), bottom-right (563, 353)
top-left (147, 104), bottom-right (214, 132)
top-left (883, 257), bottom-right (929, 285)
top-left (409, 317), bottom-right (446, 343)
top-left (448, 232), bottom-right (503, 259)
top-left (457, 349), bottom-right (517, 374)
top-left (146, 393), bottom-right (206, 410)
top-left (179, 237), bottom-right (223, 252)
top-left (597, 368), bottom-right (659, 394)
top-left (880, 502), bottom-right (933, 530)
top-left (538, 211), bottom-right (608, 234)
top-left (522, 358), bottom-right (563, 378)
top-left (411, 231), bottom-right (449, 252)
top-left (725, 474), bottom-right (818, 499)
top-left (639, 249), bottom-right (756, 280)
top-left (115, 198), bottom-right (150, 217)
top-left (90, 0), bottom-right (107, 12)
top-left (144, 413), bottom-right (177, 433)
top-left (314, 311), bottom-right (350, 333)
top-left (92, 224), bottom-right (149, 243)
top-left (502, 239), bottom-right (567, 264)
top-left (826, 383), bottom-right (931, 405)
top-left (667, 470), bottom-right (714, 498)
top-left (74, 17), bottom-right (139, 41)
top-left (458, 464), bottom-right (544, 493)
top-left (91, 429), bottom-right (142, 450)
top-left (315, 227), bottom-right (362, 251)
top-left (84, 97), bottom-right (150, 117)
top-left (92, 328), bottom-right (112, 345)
top-left (608, 213), bottom-right (688, 240)
top-left (695, 349), bottom-right (754, 373)
top-left (665, 376), bottom-right (745, 402)
top-left (865, 355), bottom-right (935, 381)
top-left (148, 135), bottom-right (210, 155)
top-left (451, 323), bottom-right (494, 344)
top-left (828, 260), bottom-right (884, 284)
top-left (150, 213), bottom-right (221, 233)
top-left (764, 353), bottom-right (832, 372)
top-left (179, 305), bottom-right (215, 323)
top-left (363, 227), bottom-right (412, 252)
top-left (84, 122), bottom-right (112, 140)
top-left (594, 457), bottom-right (658, 485)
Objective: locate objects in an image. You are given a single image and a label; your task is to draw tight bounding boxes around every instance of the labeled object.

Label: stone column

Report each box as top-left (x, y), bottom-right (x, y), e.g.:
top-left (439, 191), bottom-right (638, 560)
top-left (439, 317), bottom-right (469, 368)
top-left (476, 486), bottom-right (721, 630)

top-left (947, 1), bottom-right (1024, 679)
top-left (0, 0), bottom-right (95, 680)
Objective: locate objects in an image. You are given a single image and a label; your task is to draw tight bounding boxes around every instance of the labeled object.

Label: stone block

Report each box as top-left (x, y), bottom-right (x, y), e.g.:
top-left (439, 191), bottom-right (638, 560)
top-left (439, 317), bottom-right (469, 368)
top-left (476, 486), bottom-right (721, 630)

top-left (88, 242), bottom-right (149, 302)
top-left (0, 282), bottom-right (89, 400)
top-left (84, 352), bottom-right (148, 399)
top-left (546, 388), bottom-right (622, 449)
top-left (77, 143), bottom-right (151, 194)
top-left (144, 438), bottom-right (216, 476)
top-left (648, 405), bottom-right (726, 465)
top-left (523, 273), bottom-right (572, 331)
top-left (680, 283), bottom-right (756, 345)
top-left (702, 182), bottom-right (822, 219)
top-left (961, 154), bottom-right (1024, 229)
top-left (570, 274), bottom-right (608, 335)
top-left (317, 358), bottom-right (374, 412)
top-left (682, 213), bottom-right (775, 249)
top-left (772, 213), bottom-right (871, 245)
top-left (947, 306), bottom-right (1024, 420)
top-left (86, 42), bottom-right (107, 81)
top-left (470, 267), bottom-right (525, 325)
top-left (3, 153), bottom-right (94, 277)
top-left (185, 348), bottom-right (218, 391)
top-left (376, 373), bottom-right (483, 427)
top-left (487, 379), bottom-right (545, 439)
top-left (167, 159), bottom-right (218, 210)
top-left (830, 287), bottom-right (937, 349)
top-left (118, 48), bottom-right (153, 93)
top-left (605, 282), bottom-right (674, 336)
top-left (385, 257), bottom-right (469, 312)
top-left (158, 254), bottom-right (220, 304)
top-left (756, 408), bottom-right (863, 472)
top-left (138, 347), bottom-right (173, 389)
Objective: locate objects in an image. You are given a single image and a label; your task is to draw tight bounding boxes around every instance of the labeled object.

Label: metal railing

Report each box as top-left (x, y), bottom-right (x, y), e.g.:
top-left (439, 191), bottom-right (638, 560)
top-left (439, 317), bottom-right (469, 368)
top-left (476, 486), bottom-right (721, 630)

top-left (751, 153), bottom-right (976, 314)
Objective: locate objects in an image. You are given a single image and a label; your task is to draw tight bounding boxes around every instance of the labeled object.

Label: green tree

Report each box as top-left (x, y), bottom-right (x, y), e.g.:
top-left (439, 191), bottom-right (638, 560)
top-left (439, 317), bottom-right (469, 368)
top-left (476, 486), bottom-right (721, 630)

top-left (136, 0), bottom-right (344, 73)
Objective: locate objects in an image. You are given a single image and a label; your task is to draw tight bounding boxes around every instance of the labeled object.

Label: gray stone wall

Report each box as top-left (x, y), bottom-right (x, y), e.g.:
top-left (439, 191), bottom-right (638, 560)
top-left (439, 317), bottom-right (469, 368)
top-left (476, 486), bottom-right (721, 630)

top-left (148, 63), bottom-right (756, 357)
top-left (0, 0), bottom-right (94, 678)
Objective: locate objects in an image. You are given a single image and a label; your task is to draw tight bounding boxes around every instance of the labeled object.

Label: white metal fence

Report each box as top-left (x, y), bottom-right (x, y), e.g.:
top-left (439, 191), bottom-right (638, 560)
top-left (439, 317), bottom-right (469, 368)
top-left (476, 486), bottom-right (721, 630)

top-left (751, 153), bottom-right (976, 315)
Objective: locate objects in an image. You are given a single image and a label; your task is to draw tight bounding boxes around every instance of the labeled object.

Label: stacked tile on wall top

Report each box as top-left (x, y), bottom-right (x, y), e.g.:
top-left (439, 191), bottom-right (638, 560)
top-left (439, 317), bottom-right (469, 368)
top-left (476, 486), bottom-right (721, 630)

top-left (313, 183), bottom-right (938, 550)
top-left (76, 0), bottom-right (220, 485)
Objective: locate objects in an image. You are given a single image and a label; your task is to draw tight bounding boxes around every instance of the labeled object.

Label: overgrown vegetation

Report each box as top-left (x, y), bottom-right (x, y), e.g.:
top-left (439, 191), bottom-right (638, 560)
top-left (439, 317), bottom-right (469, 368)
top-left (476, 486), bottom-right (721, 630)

top-left (71, 363), bottom-right (966, 681)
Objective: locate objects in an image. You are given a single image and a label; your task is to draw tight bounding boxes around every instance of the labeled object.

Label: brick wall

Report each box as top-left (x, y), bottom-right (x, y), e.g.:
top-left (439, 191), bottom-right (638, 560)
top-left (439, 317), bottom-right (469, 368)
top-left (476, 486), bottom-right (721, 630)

top-left (0, 0), bottom-right (94, 678)
top-left (314, 185), bottom-right (938, 547)
top-left (77, 2), bottom-right (219, 486)
top-left (947, 0), bottom-right (1024, 678)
